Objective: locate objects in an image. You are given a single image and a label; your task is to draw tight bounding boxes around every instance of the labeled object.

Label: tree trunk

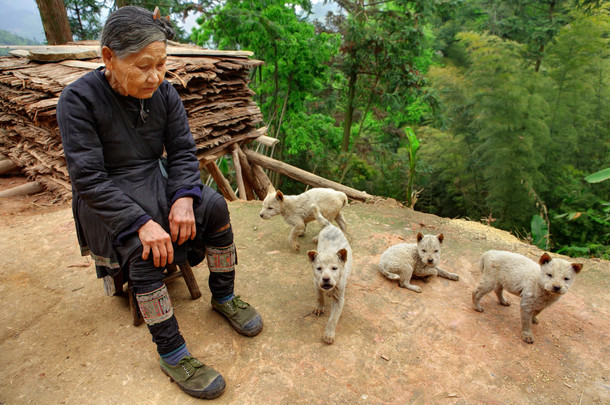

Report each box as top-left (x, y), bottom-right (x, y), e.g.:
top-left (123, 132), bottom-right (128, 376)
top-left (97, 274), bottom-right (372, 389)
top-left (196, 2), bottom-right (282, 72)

top-left (534, 1), bottom-right (555, 73)
top-left (342, 70), bottom-right (357, 152)
top-left (35, 0), bottom-right (73, 45)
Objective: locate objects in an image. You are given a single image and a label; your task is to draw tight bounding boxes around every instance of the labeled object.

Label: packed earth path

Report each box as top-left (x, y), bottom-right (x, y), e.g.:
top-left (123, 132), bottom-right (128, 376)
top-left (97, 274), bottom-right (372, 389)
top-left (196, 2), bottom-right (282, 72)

top-left (1, 176), bottom-right (608, 405)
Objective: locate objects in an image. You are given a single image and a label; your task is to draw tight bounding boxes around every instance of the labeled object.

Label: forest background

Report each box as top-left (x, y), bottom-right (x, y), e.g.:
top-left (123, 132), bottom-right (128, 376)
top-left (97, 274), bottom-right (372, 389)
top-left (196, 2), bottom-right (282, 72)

top-left (3, 0), bottom-right (609, 259)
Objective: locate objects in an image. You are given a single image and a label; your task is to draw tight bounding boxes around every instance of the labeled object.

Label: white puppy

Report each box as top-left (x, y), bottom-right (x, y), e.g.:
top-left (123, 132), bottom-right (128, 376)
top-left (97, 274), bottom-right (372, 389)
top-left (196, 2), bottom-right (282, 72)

top-left (378, 233), bottom-right (459, 293)
top-left (259, 186), bottom-right (348, 252)
top-left (307, 206), bottom-right (351, 344)
top-left (472, 250), bottom-right (583, 344)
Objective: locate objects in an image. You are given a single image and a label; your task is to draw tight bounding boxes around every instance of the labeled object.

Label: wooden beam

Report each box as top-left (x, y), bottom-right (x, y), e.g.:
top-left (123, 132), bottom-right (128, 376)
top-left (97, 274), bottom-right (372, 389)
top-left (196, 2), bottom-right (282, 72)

top-left (203, 161), bottom-right (238, 201)
top-left (254, 135), bottom-right (280, 148)
top-left (0, 160), bottom-right (19, 175)
top-left (0, 182), bottom-right (44, 198)
top-left (236, 146), bottom-right (267, 200)
top-left (243, 149), bottom-right (372, 202)
top-left (230, 146), bottom-right (246, 200)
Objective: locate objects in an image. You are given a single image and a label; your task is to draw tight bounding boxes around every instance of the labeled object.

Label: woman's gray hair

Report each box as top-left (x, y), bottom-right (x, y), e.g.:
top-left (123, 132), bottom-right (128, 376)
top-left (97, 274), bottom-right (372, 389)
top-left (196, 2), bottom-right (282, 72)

top-left (101, 6), bottom-right (175, 58)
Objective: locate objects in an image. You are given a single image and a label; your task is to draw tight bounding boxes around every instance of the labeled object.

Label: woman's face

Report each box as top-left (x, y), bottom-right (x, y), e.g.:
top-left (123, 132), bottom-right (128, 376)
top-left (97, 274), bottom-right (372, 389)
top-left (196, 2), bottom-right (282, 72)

top-left (102, 41), bottom-right (167, 99)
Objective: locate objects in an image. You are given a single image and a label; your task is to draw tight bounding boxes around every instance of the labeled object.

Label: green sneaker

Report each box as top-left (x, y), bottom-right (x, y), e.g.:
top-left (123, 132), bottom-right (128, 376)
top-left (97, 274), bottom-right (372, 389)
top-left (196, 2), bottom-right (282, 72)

top-left (160, 356), bottom-right (225, 399)
top-left (211, 295), bottom-right (263, 337)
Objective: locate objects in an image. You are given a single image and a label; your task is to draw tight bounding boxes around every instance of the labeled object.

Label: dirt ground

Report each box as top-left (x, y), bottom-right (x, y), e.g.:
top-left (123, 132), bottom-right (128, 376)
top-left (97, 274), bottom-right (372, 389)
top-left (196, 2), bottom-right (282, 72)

top-left (0, 176), bottom-right (609, 405)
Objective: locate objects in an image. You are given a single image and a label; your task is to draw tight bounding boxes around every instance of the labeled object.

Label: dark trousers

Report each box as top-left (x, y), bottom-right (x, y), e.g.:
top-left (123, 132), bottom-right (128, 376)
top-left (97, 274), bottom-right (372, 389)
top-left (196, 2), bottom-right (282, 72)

top-left (129, 186), bottom-right (235, 356)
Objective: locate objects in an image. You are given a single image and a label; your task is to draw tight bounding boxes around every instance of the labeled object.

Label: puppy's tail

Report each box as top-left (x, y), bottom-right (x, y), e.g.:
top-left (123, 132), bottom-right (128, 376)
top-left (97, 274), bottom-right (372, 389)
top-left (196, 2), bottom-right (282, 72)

top-left (311, 204), bottom-right (331, 228)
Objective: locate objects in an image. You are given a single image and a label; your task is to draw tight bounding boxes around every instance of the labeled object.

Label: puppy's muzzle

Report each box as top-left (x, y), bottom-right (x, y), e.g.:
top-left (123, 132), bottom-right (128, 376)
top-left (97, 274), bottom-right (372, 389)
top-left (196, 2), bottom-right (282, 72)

top-left (321, 277), bottom-right (334, 290)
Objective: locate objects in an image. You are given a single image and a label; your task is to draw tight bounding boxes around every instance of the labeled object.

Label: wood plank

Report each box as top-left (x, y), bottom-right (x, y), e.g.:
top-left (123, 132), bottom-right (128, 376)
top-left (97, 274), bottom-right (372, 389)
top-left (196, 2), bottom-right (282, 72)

top-left (167, 46), bottom-right (253, 58)
top-left (59, 60), bottom-right (104, 70)
top-left (243, 149), bottom-right (373, 202)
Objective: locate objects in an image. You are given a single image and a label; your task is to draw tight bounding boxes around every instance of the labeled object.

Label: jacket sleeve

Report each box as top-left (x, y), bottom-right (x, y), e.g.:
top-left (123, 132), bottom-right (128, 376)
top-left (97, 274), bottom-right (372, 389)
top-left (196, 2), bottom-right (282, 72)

top-left (163, 83), bottom-right (204, 203)
top-left (57, 84), bottom-right (148, 238)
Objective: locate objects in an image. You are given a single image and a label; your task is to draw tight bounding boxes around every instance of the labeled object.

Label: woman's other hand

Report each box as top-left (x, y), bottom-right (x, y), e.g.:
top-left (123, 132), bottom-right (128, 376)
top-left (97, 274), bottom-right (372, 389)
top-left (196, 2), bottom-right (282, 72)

top-left (169, 197), bottom-right (196, 245)
top-left (138, 220), bottom-right (174, 267)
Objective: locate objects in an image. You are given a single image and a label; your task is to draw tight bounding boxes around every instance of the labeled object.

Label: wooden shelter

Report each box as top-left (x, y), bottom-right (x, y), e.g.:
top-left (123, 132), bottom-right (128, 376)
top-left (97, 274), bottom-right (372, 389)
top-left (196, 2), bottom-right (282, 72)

top-left (0, 42), bottom-right (372, 202)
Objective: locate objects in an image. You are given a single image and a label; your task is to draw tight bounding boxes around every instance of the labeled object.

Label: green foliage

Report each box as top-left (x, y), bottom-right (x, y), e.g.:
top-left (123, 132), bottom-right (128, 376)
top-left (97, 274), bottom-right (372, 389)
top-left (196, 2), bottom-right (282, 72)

top-left (585, 168), bottom-right (610, 183)
top-left (531, 214), bottom-right (550, 250)
top-left (65, 0), bottom-right (107, 41)
top-left (404, 127), bottom-right (420, 207)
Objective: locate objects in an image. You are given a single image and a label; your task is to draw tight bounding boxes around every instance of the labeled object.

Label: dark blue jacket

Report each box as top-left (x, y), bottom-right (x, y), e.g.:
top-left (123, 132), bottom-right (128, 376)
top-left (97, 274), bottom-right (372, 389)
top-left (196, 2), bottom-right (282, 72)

top-left (57, 68), bottom-right (202, 277)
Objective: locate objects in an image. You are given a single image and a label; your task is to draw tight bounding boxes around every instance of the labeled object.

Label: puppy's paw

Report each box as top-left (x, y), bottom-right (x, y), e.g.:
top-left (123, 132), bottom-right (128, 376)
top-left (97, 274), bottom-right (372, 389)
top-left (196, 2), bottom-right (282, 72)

top-left (532, 316), bottom-right (539, 324)
top-left (448, 273), bottom-right (459, 281)
top-left (399, 282), bottom-right (421, 293)
top-left (522, 331), bottom-right (535, 344)
top-left (323, 332), bottom-right (335, 345)
top-left (500, 300), bottom-right (511, 307)
top-left (293, 243), bottom-right (301, 252)
top-left (473, 304), bottom-right (484, 312)
top-left (313, 307), bottom-right (324, 316)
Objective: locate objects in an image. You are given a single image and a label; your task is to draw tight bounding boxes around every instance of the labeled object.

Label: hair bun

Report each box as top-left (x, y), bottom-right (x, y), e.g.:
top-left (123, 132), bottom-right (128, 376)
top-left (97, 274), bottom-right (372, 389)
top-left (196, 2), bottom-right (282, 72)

top-left (157, 18), bottom-right (175, 41)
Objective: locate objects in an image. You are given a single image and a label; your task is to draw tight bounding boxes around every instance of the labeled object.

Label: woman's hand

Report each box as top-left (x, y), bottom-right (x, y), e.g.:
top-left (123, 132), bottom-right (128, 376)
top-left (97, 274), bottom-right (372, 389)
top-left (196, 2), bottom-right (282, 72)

top-left (138, 220), bottom-right (173, 267)
top-left (169, 197), bottom-right (196, 245)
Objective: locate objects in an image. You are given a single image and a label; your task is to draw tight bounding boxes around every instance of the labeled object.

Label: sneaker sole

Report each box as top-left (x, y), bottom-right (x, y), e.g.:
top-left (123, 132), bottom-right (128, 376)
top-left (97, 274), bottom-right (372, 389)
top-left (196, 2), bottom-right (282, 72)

top-left (161, 365), bottom-right (226, 399)
top-left (212, 308), bottom-right (264, 337)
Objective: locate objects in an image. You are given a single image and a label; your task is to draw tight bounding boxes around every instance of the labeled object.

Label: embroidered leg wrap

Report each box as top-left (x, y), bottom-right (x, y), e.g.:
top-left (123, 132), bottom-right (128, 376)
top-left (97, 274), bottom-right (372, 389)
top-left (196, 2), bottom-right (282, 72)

top-left (206, 243), bottom-right (237, 273)
top-left (206, 244), bottom-right (236, 300)
top-left (136, 284), bottom-right (174, 325)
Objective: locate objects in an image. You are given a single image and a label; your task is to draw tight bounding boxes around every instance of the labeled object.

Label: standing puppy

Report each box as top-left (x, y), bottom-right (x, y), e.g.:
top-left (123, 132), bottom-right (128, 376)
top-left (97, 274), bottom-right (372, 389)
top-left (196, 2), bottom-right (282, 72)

top-left (307, 206), bottom-right (351, 344)
top-left (472, 250), bottom-right (583, 344)
top-left (259, 186), bottom-right (348, 252)
top-left (378, 233), bottom-right (459, 293)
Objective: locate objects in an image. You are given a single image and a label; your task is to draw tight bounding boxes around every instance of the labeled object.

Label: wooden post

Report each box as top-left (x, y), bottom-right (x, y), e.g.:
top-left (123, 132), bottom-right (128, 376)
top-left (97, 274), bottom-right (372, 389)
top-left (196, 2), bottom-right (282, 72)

top-left (231, 146), bottom-right (246, 200)
top-left (203, 161), bottom-right (238, 201)
top-left (251, 163), bottom-right (273, 195)
top-left (243, 149), bottom-right (372, 202)
top-left (236, 146), bottom-right (266, 200)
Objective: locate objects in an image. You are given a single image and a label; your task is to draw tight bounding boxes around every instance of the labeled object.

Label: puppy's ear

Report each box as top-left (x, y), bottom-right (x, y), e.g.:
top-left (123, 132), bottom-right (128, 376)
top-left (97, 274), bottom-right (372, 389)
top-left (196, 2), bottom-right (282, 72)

top-left (336, 248), bottom-right (348, 263)
top-left (417, 232), bottom-right (424, 242)
top-left (571, 263), bottom-right (583, 274)
top-left (307, 250), bottom-right (318, 262)
top-left (539, 253), bottom-right (552, 265)
top-left (276, 190), bottom-right (284, 202)
top-left (437, 234), bottom-right (444, 244)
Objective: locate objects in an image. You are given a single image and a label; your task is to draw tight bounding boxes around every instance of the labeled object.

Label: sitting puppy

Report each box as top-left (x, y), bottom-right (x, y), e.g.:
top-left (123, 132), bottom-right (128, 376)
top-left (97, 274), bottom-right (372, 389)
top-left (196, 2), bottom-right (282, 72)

top-left (259, 186), bottom-right (348, 252)
top-left (472, 250), bottom-right (583, 344)
top-left (307, 205), bottom-right (352, 344)
top-left (378, 233), bottom-right (459, 292)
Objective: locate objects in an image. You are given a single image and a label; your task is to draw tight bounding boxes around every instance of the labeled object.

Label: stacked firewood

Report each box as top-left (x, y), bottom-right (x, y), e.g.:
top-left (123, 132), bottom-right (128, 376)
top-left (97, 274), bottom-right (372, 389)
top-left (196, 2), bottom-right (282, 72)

top-left (0, 44), bottom-right (372, 202)
top-left (0, 44), bottom-right (268, 200)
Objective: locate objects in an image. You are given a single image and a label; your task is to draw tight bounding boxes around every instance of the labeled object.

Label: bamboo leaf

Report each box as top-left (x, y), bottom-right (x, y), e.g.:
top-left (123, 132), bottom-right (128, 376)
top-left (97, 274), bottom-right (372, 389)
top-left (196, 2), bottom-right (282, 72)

top-left (585, 168), bottom-right (610, 183)
top-left (531, 214), bottom-right (549, 249)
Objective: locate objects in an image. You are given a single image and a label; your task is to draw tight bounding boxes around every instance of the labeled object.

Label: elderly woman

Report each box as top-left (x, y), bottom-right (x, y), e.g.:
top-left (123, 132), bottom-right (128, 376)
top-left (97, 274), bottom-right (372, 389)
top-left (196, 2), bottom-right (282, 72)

top-left (57, 6), bottom-right (262, 399)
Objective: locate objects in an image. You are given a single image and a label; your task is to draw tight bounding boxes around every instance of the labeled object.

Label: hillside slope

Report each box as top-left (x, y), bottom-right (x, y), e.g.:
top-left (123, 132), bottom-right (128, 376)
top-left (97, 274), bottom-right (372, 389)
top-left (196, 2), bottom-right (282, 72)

top-left (0, 186), bottom-right (608, 404)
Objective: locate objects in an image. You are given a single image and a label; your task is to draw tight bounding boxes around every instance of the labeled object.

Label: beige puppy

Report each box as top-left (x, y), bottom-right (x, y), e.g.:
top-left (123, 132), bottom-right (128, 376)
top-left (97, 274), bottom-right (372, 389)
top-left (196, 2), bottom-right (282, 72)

top-left (378, 233), bottom-right (459, 293)
top-left (307, 206), bottom-right (351, 344)
top-left (472, 250), bottom-right (583, 344)
top-left (259, 186), bottom-right (348, 252)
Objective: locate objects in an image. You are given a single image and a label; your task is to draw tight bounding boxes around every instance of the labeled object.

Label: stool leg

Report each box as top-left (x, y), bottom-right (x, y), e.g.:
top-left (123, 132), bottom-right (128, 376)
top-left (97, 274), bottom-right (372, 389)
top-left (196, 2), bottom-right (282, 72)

top-left (179, 263), bottom-right (202, 300)
top-left (128, 279), bottom-right (144, 326)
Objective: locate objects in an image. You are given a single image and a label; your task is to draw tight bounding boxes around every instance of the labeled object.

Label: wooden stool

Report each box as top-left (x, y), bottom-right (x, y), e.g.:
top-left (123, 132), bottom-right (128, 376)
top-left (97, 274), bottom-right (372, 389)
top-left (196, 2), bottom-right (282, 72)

top-left (111, 262), bottom-right (202, 326)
